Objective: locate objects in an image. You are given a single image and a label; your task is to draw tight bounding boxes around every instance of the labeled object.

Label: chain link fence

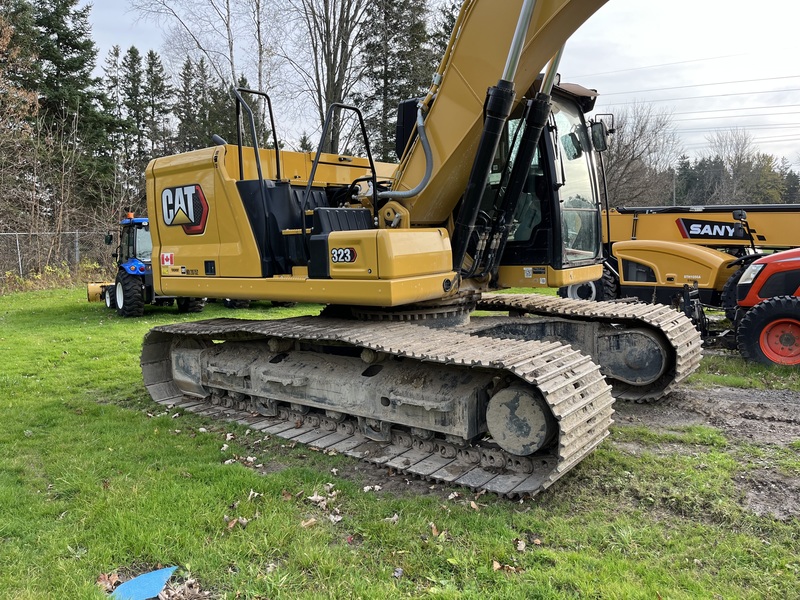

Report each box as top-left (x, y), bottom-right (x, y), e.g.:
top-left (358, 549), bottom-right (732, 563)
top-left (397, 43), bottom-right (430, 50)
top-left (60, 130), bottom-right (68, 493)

top-left (0, 231), bottom-right (113, 280)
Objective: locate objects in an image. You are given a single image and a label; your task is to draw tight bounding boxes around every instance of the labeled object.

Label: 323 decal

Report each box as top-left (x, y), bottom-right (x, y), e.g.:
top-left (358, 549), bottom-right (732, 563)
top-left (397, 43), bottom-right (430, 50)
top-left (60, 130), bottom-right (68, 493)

top-left (331, 247), bottom-right (357, 263)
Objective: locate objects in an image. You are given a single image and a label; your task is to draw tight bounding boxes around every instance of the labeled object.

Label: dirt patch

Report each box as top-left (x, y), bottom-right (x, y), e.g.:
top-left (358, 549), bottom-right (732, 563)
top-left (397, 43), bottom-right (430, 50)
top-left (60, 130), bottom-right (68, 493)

top-left (615, 384), bottom-right (800, 520)
top-left (742, 469), bottom-right (800, 521)
top-left (615, 385), bottom-right (800, 446)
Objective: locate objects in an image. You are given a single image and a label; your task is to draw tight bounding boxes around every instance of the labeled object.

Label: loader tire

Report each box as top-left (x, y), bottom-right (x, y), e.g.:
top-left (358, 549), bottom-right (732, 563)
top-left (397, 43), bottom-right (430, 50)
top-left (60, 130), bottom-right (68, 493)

top-left (720, 268), bottom-right (744, 321)
top-left (737, 296), bottom-right (800, 366)
top-left (177, 297), bottom-right (205, 313)
top-left (558, 264), bottom-right (618, 302)
top-left (115, 271), bottom-right (145, 317)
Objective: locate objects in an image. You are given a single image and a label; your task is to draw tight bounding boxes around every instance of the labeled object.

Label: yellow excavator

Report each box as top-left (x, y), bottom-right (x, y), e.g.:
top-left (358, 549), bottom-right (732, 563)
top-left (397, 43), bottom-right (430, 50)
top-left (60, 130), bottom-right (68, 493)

top-left (139, 0), bottom-right (702, 497)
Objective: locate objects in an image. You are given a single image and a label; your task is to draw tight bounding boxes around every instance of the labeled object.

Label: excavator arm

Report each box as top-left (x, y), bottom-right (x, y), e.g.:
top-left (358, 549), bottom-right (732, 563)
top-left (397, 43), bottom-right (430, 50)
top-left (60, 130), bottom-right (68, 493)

top-left (387, 0), bottom-right (609, 226)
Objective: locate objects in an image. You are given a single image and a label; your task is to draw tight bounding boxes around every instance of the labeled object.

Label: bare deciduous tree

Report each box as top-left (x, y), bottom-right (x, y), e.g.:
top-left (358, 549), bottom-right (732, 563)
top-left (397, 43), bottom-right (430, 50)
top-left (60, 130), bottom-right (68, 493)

top-left (130, 0), bottom-right (240, 83)
top-left (278, 0), bottom-right (370, 153)
top-left (602, 102), bottom-right (683, 207)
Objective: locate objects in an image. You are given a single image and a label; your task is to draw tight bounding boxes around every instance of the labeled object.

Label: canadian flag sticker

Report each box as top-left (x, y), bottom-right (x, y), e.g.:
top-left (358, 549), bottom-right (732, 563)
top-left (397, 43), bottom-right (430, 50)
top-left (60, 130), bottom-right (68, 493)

top-left (161, 252), bottom-right (175, 266)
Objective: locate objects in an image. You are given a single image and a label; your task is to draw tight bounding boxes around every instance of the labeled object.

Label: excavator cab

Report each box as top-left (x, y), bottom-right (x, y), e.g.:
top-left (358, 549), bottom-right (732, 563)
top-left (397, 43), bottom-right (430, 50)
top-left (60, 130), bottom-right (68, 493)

top-left (495, 85), bottom-right (606, 289)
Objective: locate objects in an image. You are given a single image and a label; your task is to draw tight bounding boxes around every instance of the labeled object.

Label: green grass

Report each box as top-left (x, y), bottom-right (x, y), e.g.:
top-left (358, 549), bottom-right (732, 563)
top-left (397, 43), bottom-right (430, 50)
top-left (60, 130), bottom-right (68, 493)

top-left (690, 353), bottom-right (800, 391)
top-left (1, 288), bottom-right (799, 598)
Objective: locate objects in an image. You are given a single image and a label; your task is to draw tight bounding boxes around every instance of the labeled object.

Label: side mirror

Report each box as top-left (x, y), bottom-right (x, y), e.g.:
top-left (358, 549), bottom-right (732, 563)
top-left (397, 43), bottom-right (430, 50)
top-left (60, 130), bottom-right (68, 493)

top-left (590, 121), bottom-right (609, 152)
top-left (104, 233), bottom-right (113, 245)
top-left (734, 222), bottom-right (744, 238)
top-left (732, 209), bottom-right (747, 221)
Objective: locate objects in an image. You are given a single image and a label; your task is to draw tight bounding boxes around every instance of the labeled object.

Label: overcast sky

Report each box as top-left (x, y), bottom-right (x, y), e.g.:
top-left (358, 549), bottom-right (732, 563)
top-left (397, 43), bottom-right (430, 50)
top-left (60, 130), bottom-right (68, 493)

top-left (88, 0), bottom-right (800, 168)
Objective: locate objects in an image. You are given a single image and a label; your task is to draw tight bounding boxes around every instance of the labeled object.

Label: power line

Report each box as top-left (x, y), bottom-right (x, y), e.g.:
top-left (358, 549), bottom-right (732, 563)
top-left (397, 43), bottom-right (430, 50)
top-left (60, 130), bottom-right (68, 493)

top-left (673, 111), bottom-right (800, 123)
top-left (599, 87), bottom-right (800, 106)
top-left (569, 54), bottom-right (745, 79)
top-left (676, 123), bottom-right (800, 133)
top-left (672, 103), bottom-right (800, 116)
top-left (601, 74), bottom-right (800, 96)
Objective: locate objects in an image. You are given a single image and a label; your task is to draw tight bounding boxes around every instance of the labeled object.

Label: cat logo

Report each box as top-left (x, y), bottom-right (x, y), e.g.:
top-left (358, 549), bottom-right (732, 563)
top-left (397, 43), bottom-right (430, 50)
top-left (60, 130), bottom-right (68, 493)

top-left (161, 184), bottom-right (209, 235)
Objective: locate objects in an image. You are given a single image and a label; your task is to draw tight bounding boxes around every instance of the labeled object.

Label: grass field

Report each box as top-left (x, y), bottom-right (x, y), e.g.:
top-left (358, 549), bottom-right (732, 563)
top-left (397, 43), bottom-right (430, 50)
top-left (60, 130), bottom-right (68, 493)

top-left (1, 288), bottom-right (798, 599)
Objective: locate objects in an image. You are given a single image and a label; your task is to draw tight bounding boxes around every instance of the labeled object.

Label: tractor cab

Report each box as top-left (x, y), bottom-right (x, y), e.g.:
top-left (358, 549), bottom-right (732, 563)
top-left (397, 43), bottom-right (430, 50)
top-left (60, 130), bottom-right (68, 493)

top-left (110, 214), bottom-right (153, 279)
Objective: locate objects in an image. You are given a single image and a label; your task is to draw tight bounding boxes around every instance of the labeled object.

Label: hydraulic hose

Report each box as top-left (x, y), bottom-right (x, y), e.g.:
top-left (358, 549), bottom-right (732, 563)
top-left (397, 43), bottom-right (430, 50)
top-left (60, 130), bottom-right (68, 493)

top-left (377, 107), bottom-right (433, 201)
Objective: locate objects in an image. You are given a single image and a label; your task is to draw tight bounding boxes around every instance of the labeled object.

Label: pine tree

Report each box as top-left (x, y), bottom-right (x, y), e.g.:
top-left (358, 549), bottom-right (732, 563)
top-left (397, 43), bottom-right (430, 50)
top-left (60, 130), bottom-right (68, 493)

top-left (359, 0), bottom-right (434, 161)
top-left (430, 0), bottom-right (460, 63)
top-left (27, 0), bottom-right (109, 152)
top-left (174, 59), bottom-right (199, 152)
top-left (298, 132), bottom-right (314, 153)
top-left (143, 50), bottom-right (173, 156)
top-left (120, 46), bottom-right (147, 210)
top-left (122, 47), bottom-right (145, 163)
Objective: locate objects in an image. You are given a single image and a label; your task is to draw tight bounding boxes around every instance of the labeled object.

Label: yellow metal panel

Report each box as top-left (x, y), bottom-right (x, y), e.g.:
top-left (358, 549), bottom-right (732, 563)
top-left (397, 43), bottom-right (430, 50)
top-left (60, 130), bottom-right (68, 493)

top-left (147, 146), bottom-right (263, 288)
top-left (158, 272), bottom-right (457, 307)
top-left (327, 231), bottom-right (379, 280)
top-left (376, 229), bottom-right (452, 279)
top-left (605, 208), bottom-right (800, 249)
top-left (496, 264), bottom-right (602, 288)
top-left (613, 240), bottom-right (737, 290)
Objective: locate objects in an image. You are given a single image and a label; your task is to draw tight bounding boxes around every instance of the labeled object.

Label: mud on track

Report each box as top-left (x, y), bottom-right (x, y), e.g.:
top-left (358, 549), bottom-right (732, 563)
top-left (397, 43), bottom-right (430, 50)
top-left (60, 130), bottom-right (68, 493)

top-left (614, 384), bottom-right (800, 521)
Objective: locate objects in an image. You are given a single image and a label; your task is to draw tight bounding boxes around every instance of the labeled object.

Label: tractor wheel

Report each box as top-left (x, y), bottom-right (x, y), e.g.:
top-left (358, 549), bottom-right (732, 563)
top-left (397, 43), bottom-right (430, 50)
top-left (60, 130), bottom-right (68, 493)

top-left (558, 264), bottom-right (619, 302)
top-left (720, 267), bottom-right (745, 321)
top-left (104, 287), bottom-right (116, 309)
top-left (177, 297), bottom-right (205, 313)
top-left (115, 271), bottom-right (145, 317)
top-left (223, 298), bottom-right (251, 309)
top-left (737, 296), bottom-right (800, 366)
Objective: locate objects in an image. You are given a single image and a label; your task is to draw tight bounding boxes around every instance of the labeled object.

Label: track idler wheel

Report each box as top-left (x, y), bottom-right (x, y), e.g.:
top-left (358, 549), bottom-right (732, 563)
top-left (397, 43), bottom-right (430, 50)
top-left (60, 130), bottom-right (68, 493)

top-left (485, 383), bottom-right (557, 456)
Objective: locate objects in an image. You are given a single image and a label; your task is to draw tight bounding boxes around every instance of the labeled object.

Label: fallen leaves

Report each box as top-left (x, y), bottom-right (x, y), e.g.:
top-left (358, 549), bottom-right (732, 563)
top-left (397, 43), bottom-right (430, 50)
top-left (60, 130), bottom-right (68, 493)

top-left (429, 522), bottom-right (449, 539)
top-left (299, 484), bottom-right (345, 527)
top-left (492, 560), bottom-right (524, 574)
top-left (96, 572), bottom-right (120, 592)
top-left (225, 516), bottom-right (249, 531)
top-left (383, 513), bottom-right (400, 525)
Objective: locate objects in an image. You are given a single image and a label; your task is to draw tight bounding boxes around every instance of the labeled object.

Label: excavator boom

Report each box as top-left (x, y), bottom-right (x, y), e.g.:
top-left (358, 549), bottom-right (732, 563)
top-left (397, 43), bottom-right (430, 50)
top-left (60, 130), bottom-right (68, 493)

top-left (392, 0), bottom-right (608, 224)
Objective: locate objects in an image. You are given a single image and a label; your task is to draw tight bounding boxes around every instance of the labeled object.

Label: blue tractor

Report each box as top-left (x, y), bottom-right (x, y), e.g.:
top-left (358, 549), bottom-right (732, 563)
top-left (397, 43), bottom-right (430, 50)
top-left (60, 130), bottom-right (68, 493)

top-left (91, 214), bottom-right (204, 317)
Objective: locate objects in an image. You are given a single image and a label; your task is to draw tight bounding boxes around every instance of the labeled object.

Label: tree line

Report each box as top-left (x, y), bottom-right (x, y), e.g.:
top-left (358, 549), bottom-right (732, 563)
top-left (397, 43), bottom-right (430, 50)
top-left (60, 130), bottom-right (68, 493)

top-left (601, 104), bottom-right (800, 208)
top-left (0, 0), bottom-right (457, 258)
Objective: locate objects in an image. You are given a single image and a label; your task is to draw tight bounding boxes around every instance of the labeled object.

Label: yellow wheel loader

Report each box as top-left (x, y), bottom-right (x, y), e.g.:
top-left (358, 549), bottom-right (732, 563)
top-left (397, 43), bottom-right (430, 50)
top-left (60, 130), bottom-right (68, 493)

top-left (139, 0), bottom-right (701, 497)
top-left (561, 205), bottom-right (800, 317)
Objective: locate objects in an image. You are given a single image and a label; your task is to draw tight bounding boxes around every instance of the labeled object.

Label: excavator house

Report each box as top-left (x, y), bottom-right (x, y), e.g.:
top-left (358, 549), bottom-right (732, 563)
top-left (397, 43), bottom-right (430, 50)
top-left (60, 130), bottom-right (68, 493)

top-left (140, 0), bottom-right (702, 497)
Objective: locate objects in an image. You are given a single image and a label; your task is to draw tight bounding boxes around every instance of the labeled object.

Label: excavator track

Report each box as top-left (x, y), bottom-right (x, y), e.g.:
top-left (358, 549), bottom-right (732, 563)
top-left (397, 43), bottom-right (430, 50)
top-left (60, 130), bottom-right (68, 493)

top-left (477, 293), bottom-right (703, 402)
top-left (141, 317), bottom-right (614, 498)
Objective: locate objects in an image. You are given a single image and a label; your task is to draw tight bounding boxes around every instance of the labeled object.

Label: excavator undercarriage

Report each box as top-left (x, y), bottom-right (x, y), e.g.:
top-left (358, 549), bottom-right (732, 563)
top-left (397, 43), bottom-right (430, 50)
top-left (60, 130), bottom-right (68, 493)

top-left (141, 294), bottom-right (700, 497)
